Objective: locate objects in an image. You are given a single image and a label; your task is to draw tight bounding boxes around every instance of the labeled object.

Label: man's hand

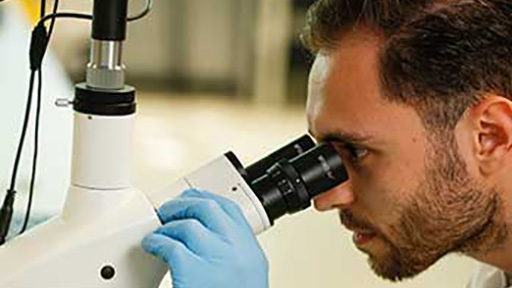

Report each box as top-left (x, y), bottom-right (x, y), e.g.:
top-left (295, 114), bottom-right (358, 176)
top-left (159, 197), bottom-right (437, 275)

top-left (142, 189), bottom-right (269, 288)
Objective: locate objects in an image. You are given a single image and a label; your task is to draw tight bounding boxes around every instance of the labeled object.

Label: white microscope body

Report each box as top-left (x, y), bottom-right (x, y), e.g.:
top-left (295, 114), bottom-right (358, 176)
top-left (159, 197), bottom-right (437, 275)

top-left (0, 0), bottom-right (272, 285)
top-left (0, 112), bottom-right (272, 288)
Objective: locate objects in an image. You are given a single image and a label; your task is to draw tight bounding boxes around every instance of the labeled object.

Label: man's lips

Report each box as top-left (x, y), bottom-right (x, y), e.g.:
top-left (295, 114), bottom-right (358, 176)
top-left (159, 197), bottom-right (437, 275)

top-left (339, 210), bottom-right (379, 246)
top-left (352, 230), bottom-right (377, 246)
top-left (342, 222), bottom-right (372, 232)
top-left (342, 223), bottom-right (378, 246)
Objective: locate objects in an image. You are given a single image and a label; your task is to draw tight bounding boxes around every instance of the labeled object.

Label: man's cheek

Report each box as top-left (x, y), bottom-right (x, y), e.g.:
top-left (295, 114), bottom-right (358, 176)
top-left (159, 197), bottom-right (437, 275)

top-left (352, 181), bottom-right (385, 209)
top-left (357, 186), bottom-right (401, 227)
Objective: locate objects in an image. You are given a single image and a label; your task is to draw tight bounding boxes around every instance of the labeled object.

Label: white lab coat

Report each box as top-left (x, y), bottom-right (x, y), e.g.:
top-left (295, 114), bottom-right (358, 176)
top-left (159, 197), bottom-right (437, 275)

top-left (468, 263), bottom-right (510, 288)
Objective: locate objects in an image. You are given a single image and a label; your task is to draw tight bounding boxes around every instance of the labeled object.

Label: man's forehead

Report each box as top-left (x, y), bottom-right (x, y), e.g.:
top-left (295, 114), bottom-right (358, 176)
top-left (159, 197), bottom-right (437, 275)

top-left (306, 53), bottom-right (330, 123)
top-left (309, 53), bottom-right (330, 88)
top-left (306, 35), bottom-right (385, 138)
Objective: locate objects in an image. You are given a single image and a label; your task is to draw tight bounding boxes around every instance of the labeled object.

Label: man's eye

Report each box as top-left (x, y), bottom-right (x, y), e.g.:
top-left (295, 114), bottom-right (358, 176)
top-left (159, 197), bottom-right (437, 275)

top-left (345, 145), bottom-right (368, 162)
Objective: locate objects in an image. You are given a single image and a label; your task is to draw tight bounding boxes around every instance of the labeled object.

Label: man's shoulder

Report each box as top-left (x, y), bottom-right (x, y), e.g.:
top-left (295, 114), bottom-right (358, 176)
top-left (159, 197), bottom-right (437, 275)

top-left (467, 262), bottom-right (507, 288)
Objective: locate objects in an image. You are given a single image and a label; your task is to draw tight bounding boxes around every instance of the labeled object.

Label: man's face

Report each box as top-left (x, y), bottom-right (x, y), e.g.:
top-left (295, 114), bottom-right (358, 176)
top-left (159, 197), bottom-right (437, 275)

top-left (306, 32), bottom-right (504, 281)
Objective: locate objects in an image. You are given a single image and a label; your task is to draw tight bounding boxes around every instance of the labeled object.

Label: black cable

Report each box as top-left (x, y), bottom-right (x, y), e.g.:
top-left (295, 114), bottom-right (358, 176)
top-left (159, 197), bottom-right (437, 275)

top-left (20, 69), bottom-right (42, 233)
top-left (20, 0), bottom-right (59, 234)
top-left (0, 0), bottom-right (152, 18)
top-left (7, 0), bottom-right (68, 195)
top-left (1, 0), bottom-right (49, 240)
top-left (0, 70), bottom-right (37, 244)
top-left (39, 12), bottom-right (92, 25)
top-left (8, 71), bottom-right (37, 192)
top-left (7, 15), bottom-right (49, 192)
top-left (47, 0), bottom-right (59, 36)
top-left (127, 0), bottom-right (153, 21)
top-left (37, 0), bottom-right (152, 25)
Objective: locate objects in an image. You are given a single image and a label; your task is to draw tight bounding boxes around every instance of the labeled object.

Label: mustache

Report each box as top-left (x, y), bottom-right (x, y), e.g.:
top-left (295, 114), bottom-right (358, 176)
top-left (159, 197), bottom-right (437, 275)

top-left (338, 208), bottom-right (376, 232)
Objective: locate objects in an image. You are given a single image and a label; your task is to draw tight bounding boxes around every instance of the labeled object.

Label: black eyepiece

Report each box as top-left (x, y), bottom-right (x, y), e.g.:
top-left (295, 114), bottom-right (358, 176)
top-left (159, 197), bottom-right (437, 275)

top-left (245, 135), bottom-right (315, 181)
top-left (290, 143), bottom-right (347, 198)
top-left (248, 141), bottom-right (348, 224)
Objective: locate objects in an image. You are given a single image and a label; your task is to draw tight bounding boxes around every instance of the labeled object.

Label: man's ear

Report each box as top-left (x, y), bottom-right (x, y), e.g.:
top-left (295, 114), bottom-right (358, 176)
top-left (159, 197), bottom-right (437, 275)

top-left (470, 96), bottom-right (512, 176)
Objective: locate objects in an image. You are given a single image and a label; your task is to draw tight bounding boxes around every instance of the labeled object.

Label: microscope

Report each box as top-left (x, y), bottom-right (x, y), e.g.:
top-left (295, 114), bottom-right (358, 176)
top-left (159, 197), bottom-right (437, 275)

top-left (0, 1), bottom-right (348, 287)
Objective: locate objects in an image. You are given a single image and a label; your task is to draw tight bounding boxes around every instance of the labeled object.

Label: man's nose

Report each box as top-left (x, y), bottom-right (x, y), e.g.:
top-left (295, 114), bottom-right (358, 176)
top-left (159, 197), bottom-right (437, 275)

top-left (313, 180), bottom-right (354, 211)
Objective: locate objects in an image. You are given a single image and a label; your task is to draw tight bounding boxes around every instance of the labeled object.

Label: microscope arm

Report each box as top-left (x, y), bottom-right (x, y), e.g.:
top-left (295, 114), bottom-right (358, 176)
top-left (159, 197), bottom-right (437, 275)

top-left (0, 150), bottom-right (271, 288)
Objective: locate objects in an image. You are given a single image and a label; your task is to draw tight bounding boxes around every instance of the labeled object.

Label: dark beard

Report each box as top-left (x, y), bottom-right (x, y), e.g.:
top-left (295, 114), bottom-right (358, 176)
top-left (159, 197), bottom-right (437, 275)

top-left (366, 132), bottom-right (507, 282)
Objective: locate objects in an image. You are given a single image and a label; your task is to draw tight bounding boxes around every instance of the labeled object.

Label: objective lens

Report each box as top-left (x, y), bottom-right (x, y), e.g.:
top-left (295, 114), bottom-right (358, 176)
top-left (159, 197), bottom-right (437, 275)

top-left (249, 142), bottom-right (348, 224)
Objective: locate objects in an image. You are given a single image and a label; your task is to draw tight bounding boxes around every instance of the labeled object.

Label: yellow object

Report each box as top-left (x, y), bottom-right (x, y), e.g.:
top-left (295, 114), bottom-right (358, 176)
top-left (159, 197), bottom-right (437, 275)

top-left (19, 0), bottom-right (42, 25)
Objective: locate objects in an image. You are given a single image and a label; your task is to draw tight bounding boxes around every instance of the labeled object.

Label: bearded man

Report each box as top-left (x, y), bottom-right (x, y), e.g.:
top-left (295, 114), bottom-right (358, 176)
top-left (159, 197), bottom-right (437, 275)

top-left (142, 1), bottom-right (512, 288)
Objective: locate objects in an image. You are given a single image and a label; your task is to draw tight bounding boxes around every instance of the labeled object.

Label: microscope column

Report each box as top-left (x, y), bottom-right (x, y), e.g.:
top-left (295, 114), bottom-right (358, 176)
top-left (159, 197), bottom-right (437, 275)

top-left (71, 0), bottom-right (132, 190)
top-left (61, 0), bottom-right (169, 286)
top-left (0, 1), bottom-right (167, 287)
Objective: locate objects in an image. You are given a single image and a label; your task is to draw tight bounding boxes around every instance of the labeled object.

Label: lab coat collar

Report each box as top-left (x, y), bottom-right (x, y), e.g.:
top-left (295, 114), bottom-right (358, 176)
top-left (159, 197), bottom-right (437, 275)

top-left (467, 262), bottom-right (508, 288)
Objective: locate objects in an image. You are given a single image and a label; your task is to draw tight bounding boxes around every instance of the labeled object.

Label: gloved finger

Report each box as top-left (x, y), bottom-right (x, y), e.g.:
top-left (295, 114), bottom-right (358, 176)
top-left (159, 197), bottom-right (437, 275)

top-left (154, 219), bottom-right (224, 256)
top-left (142, 233), bottom-right (200, 268)
top-left (182, 189), bottom-right (252, 230)
top-left (157, 196), bottom-right (233, 236)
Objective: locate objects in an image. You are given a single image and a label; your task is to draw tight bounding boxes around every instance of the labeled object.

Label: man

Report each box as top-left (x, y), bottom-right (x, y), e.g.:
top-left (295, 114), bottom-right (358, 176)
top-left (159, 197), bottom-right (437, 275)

top-left (142, 0), bottom-right (512, 287)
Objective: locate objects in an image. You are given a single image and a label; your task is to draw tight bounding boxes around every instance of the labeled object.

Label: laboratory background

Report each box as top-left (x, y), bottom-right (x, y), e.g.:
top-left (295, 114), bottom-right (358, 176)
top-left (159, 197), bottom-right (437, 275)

top-left (0, 0), bottom-right (476, 287)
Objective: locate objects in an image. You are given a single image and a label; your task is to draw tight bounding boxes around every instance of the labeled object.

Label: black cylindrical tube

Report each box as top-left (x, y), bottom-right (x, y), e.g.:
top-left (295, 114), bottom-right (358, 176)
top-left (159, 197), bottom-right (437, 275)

top-left (74, 83), bottom-right (136, 116)
top-left (92, 0), bottom-right (129, 40)
top-left (249, 142), bottom-right (348, 224)
top-left (245, 135), bottom-right (315, 181)
top-left (250, 175), bottom-right (287, 224)
top-left (291, 143), bottom-right (348, 198)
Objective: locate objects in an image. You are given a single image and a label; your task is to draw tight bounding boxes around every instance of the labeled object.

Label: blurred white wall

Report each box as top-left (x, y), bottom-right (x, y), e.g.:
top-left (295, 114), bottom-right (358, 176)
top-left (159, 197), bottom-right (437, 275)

top-left (124, 0), bottom-right (256, 93)
top-left (50, 0), bottom-right (91, 76)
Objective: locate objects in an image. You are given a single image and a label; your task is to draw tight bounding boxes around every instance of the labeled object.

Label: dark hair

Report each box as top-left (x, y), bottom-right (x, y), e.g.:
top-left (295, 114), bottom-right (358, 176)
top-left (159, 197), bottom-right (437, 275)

top-left (302, 0), bottom-right (512, 129)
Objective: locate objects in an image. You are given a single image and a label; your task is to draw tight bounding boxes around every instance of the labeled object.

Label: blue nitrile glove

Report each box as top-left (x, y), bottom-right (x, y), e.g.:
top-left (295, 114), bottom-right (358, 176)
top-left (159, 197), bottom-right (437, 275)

top-left (142, 189), bottom-right (269, 288)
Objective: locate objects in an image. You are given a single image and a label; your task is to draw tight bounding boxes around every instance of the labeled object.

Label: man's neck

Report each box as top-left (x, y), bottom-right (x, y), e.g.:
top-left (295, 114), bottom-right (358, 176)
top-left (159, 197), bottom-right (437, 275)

top-left (469, 189), bottom-right (512, 272)
top-left (473, 245), bottom-right (512, 273)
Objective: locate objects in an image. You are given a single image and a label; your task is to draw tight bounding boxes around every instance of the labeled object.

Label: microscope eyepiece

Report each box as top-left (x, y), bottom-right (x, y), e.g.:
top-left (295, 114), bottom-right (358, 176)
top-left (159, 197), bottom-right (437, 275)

top-left (290, 143), bottom-right (347, 198)
top-left (244, 135), bottom-right (315, 181)
top-left (247, 138), bottom-right (348, 224)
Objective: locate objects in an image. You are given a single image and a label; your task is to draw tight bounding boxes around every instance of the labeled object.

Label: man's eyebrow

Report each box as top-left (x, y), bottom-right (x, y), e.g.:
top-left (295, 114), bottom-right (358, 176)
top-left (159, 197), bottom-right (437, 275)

top-left (312, 130), bottom-right (374, 144)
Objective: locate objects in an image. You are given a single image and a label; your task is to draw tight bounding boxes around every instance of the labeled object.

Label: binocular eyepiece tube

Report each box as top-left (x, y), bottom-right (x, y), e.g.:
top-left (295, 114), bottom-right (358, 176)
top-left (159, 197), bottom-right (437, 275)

top-left (229, 135), bottom-right (348, 225)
